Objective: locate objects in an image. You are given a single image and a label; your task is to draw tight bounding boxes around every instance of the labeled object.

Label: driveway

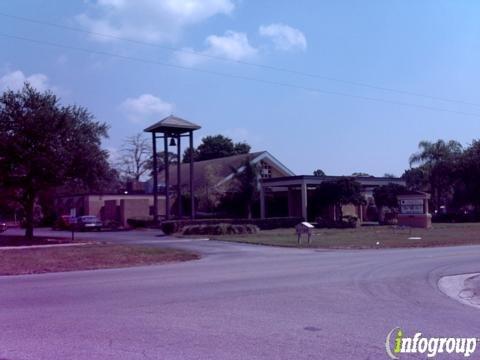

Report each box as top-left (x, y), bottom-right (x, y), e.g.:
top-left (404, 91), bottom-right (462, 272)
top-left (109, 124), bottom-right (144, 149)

top-left (1, 229), bottom-right (479, 359)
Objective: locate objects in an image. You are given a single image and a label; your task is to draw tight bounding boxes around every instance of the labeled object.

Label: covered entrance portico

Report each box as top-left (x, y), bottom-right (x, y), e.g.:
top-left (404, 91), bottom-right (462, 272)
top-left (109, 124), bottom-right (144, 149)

top-left (260, 175), bottom-right (406, 221)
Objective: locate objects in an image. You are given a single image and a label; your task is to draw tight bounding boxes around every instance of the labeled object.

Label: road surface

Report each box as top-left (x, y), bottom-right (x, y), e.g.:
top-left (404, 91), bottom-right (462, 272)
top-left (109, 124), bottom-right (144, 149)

top-left (1, 229), bottom-right (479, 359)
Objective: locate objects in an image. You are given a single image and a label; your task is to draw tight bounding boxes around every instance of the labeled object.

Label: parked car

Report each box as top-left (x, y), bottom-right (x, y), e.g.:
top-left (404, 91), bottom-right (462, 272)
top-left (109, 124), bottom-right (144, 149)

top-left (76, 215), bottom-right (102, 231)
top-left (0, 221), bottom-right (7, 233)
top-left (54, 215), bottom-right (77, 230)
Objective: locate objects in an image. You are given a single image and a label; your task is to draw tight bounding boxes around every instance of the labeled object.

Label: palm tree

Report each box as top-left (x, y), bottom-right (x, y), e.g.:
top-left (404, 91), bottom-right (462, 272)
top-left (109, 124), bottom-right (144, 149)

top-left (409, 140), bottom-right (463, 212)
top-left (231, 159), bottom-right (260, 219)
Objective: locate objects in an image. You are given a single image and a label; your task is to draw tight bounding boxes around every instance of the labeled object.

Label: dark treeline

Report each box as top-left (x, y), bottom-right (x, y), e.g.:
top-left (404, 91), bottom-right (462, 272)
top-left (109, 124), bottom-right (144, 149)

top-left (402, 139), bottom-right (480, 219)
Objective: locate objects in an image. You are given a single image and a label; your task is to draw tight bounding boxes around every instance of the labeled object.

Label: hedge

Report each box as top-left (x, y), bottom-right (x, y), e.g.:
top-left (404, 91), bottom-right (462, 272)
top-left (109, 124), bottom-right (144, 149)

top-left (161, 217), bottom-right (302, 235)
top-left (182, 223), bottom-right (259, 236)
top-left (127, 216), bottom-right (154, 228)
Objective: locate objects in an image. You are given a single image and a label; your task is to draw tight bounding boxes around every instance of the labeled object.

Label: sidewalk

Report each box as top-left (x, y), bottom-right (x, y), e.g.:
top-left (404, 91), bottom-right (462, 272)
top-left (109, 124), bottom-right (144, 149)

top-left (438, 273), bottom-right (480, 309)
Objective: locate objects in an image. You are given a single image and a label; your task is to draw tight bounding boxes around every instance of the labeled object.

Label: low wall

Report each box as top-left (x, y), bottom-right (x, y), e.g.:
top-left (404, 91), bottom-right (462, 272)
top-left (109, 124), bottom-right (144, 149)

top-left (398, 214), bottom-right (432, 228)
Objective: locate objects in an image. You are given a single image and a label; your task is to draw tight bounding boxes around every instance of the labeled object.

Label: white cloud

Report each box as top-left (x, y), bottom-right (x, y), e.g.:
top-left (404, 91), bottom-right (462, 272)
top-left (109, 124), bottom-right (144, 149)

top-left (176, 31), bottom-right (257, 66)
top-left (205, 31), bottom-right (257, 60)
top-left (0, 70), bottom-right (51, 92)
top-left (120, 94), bottom-right (174, 123)
top-left (77, 0), bottom-right (235, 43)
top-left (259, 23), bottom-right (307, 51)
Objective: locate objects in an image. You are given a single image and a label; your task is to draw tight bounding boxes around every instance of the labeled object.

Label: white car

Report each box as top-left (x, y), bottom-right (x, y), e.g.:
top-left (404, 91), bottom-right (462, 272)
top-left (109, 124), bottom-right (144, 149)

top-left (76, 216), bottom-right (102, 231)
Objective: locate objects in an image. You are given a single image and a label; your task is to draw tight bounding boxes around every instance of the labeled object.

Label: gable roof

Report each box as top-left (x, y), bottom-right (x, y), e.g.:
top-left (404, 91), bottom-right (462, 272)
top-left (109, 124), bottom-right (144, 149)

top-left (156, 151), bottom-right (294, 192)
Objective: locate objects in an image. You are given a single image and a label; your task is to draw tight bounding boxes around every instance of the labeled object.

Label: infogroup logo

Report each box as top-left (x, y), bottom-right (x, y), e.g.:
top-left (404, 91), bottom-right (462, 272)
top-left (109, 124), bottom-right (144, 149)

top-left (385, 327), bottom-right (478, 359)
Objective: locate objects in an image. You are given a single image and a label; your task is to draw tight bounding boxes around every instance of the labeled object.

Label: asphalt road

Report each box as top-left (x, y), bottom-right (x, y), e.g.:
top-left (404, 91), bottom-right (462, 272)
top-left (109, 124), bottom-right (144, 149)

top-left (1, 229), bottom-right (480, 359)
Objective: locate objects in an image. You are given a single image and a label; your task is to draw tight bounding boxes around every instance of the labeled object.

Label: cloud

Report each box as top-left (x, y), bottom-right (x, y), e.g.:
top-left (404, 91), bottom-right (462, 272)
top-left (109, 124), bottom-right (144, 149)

top-left (120, 94), bottom-right (174, 123)
top-left (77, 0), bottom-right (235, 43)
top-left (0, 70), bottom-right (52, 92)
top-left (176, 31), bottom-right (257, 66)
top-left (205, 31), bottom-right (258, 60)
top-left (259, 23), bottom-right (307, 51)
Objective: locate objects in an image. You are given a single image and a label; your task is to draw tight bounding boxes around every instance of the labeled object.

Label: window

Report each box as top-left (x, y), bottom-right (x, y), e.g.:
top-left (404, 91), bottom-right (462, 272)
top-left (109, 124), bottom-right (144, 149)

top-left (261, 161), bottom-right (272, 178)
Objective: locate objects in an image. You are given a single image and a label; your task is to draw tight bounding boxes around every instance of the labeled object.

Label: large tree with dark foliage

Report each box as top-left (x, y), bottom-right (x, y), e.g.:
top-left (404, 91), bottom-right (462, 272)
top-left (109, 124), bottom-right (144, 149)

top-left (455, 140), bottom-right (480, 209)
top-left (183, 134), bottom-right (250, 163)
top-left (409, 140), bottom-right (462, 212)
top-left (373, 183), bottom-right (407, 221)
top-left (0, 84), bottom-right (112, 239)
top-left (311, 177), bottom-right (365, 220)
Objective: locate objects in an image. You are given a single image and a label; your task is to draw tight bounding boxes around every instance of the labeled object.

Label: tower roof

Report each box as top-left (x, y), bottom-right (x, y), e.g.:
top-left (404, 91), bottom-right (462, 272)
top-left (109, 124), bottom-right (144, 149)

top-left (144, 115), bottom-right (201, 134)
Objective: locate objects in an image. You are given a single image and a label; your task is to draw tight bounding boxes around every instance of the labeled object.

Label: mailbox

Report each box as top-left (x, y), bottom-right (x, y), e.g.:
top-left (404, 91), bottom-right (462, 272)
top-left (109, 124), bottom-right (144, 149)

top-left (295, 222), bottom-right (314, 245)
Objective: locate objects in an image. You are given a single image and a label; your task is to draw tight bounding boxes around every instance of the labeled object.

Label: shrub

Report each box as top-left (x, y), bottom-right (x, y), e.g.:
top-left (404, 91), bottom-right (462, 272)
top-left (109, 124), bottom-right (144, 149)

top-left (160, 217), bottom-right (302, 235)
top-left (182, 223), bottom-right (259, 236)
top-left (382, 212), bottom-right (398, 225)
top-left (103, 220), bottom-right (120, 230)
top-left (127, 216), bottom-right (154, 228)
top-left (315, 216), bottom-right (358, 229)
top-left (161, 221), bottom-right (179, 235)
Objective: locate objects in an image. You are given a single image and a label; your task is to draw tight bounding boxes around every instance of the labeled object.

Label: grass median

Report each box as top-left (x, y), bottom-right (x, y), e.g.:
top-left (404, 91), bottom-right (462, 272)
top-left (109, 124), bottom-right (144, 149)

top-left (0, 244), bottom-right (199, 275)
top-left (211, 223), bottom-right (480, 249)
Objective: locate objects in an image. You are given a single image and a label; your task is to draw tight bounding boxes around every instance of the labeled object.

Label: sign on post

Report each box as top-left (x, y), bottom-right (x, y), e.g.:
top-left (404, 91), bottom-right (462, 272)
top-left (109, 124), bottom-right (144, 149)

top-left (295, 222), bottom-right (314, 245)
top-left (69, 208), bottom-right (77, 241)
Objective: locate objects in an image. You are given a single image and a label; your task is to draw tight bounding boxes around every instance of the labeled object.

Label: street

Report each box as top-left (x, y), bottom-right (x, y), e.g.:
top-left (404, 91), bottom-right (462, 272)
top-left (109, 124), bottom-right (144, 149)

top-left (1, 229), bottom-right (479, 359)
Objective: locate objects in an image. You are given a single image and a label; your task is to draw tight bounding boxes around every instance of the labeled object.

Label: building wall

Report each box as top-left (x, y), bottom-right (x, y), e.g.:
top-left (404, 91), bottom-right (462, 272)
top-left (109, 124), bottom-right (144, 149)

top-left (55, 194), bottom-right (166, 226)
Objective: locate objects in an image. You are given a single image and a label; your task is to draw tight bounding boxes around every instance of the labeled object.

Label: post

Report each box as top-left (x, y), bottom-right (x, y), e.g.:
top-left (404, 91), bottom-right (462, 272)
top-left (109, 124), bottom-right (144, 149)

top-left (301, 181), bottom-right (308, 221)
top-left (260, 185), bottom-right (266, 219)
top-left (164, 134), bottom-right (170, 220)
top-left (152, 132), bottom-right (158, 225)
top-left (189, 131), bottom-right (195, 219)
top-left (177, 133), bottom-right (182, 219)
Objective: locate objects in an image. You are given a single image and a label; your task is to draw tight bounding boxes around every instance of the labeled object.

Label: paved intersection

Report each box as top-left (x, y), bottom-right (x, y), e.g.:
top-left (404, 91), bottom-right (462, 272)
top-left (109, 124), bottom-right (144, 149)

top-left (1, 229), bottom-right (479, 359)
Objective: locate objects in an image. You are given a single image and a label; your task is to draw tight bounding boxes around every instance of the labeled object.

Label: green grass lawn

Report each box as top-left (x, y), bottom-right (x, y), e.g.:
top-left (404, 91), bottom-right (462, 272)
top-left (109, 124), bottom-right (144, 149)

top-left (0, 244), bottom-right (199, 275)
top-left (212, 223), bottom-right (480, 249)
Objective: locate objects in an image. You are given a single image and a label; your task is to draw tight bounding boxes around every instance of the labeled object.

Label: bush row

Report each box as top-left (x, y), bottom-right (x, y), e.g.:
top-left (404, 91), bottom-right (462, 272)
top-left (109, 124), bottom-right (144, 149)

top-left (127, 216), bottom-right (154, 228)
top-left (315, 215), bottom-right (359, 229)
top-left (161, 217), bottom-right (302, 235)
top-left (182, 223), bottom-right (259, 236)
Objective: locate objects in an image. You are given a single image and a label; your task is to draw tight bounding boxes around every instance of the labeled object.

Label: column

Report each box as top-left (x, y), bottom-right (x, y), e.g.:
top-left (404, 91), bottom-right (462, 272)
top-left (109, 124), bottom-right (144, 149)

top-left (260, 185), bottom-right (266, 219)
top-left (164, 134), bottom-right (170, 220)
top-left (189, 131), bottom-right (195, 219)
top-left (151, 132), bottom-right (158, 224)
top-left (177, 133), bottom-right (182, 218)
top-left (301, 181), bottom-right (308, 220)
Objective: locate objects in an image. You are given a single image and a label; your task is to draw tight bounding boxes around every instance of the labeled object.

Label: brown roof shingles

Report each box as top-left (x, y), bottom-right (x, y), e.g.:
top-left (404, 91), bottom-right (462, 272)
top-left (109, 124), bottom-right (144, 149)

top-left (157, 152), bottom-right (265, 192)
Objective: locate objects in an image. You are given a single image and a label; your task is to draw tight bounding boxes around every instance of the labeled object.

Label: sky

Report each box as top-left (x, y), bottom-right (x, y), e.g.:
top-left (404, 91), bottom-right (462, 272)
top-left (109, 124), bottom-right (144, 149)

top-left (1, 0), bottom-right (480, 177)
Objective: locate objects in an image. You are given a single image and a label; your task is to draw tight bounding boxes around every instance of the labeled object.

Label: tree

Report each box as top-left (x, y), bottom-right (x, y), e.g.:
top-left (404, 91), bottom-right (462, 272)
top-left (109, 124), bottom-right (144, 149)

top-left (402, 167), bottom-right (428, 191)
top-left (351, 172), bottom-right (372, 177)
top-left (0, 84), bottom-right (112, 239)
top-left (456, 140), bottom-right (480, 209)
top-left (219, 159), bottom-right (260, 219)
top-left (409, 140), bottom-right (462, 211)
top-left (313, 169), bottom-right (326, 177)
top-left (233, 160), bottom-right (259, 219)
top-left (311, 177), bottom-right (365, 220)
top-left (234, 142), bottom-right (251, 155)
top-left (117, 133), bottom-right (151, 181)
top-left (373, 183), bottom-right (407, 221)
top-left (145, 151), bottom-right (178, 175)
top-left (182, 135), bottom-right (250, 163)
